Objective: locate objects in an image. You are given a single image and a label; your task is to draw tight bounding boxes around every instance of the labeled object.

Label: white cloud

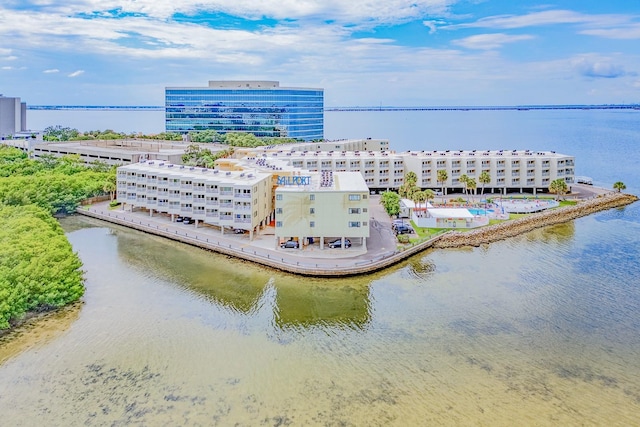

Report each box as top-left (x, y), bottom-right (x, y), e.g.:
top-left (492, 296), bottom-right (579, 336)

top-left (580, 23), bottom-right (640, 40)
top-left (7, 0), bottom-right (455, 24)
top-left (68, 70), bottom-right (85, 77)
top-left (448, 10), bottom-right (631, 30)
top-left (571, 56), bottom-right (627, 79)
top-left (5, 55), bottom-right (18, 60)
top-left (452, 33), bottom-right (534, 50)
top-left (43, 68), bottom-right (60, 73)
top-left (2, 66), bottom-right (13, 70)
top-left (423, 19), bottom-right (447, 34)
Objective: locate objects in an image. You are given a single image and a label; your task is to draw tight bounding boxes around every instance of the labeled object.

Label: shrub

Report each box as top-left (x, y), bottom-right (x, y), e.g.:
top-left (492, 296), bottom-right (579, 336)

top-left (397, 234), bottom-right (410, 244)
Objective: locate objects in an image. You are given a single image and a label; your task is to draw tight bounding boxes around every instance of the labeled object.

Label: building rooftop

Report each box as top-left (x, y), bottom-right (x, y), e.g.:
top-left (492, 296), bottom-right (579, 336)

top-left (119, 161), bottom-right (271, 185)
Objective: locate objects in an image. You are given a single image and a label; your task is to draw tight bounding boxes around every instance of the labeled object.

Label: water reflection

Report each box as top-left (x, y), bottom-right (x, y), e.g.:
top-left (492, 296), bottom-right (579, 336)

top-left (112, 221), bottom-right (373, 328)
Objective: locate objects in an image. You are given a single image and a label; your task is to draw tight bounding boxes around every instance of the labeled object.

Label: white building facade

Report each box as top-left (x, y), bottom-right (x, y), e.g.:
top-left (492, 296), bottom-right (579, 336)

top-left (117, 161), bottom-right (273, 240)
top-left (239, 141), bottom-right (575, 195)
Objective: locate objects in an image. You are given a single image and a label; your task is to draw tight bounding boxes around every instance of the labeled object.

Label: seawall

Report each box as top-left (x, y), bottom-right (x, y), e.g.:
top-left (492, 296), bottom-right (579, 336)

top-left (433, 192), bottom-right (638, 249)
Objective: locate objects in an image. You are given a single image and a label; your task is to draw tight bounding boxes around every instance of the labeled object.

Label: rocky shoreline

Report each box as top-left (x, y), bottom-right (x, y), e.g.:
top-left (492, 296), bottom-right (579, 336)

top-left (432, 192), bottom-right (639, 249)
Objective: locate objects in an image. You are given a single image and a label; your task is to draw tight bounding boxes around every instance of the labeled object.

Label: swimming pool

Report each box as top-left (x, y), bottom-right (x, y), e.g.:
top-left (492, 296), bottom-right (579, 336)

top-left (468, 208), bottom-right (495, 216)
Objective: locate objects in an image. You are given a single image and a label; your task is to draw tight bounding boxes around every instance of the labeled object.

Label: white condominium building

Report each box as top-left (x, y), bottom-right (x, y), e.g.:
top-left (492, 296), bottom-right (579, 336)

top-left (275, 171), bottom-right (370, 250)
top-left (238, 143), bottom-right (575, 194)
top-left (117, 161), bottom-right (273, 239)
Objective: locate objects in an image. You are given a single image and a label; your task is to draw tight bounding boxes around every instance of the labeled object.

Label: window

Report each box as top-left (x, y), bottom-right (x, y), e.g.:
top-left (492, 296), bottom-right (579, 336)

top-left (348, 208), bottom-right (361, 214)
top-left (310, 221), bottom-right (315, 228)
top-left (276, 194), bottom-right (283, 200)
top-left (276, 208), bottom-right (283, 214)
top-left (348, 194), bottom-right (361, 201)
top-left (310, 208), bottom-right (315, 214)
top-left (309, 194), bottom-right (315, 201)
top-left (363, 208), bottom-right (368, 213)
top-left (349, 221), bottom-right (361, 227)
top-left (276, 221), bottom-right (282, 227)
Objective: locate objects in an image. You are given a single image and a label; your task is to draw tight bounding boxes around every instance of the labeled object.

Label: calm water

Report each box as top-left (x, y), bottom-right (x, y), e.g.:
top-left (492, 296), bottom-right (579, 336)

top-left (2, 110), bottom-right (639, 426)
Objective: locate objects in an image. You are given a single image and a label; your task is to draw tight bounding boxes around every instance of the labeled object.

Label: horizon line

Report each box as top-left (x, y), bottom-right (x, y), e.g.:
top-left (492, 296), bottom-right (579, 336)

top-left (27, 103), bottom-right (640, 112)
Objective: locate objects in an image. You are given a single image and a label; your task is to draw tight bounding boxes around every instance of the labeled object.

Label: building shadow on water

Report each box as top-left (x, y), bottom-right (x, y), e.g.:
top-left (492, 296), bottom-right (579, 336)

top-left (112, 224), bottom-right (374, 329)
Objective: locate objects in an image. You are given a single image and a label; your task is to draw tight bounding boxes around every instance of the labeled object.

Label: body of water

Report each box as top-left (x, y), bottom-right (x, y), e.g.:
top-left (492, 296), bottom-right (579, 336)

top-left (2, 110), bottom-right (639, 426)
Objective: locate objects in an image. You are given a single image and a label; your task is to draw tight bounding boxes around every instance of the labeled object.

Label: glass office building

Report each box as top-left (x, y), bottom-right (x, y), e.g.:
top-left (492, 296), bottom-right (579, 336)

top-left (165, 81), bottom-right (324, 141)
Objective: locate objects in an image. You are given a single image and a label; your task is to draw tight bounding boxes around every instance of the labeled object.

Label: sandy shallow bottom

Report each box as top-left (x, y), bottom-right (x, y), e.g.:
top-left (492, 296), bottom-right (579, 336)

top-left (1, 212), bottom-right (639, 426)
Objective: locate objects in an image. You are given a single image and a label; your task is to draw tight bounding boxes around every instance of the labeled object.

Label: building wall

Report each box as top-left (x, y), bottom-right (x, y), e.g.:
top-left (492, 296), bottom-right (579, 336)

top-left (116, 162), bottom-right (273, 231)
top-left (246, 148), bottom-right (575, 193)
top-left (275, 172), bottom-right (370, 243)
top-left (0, 96), bottom-right (22, 138)
top-left (165, 81), bottom-right (324, 141)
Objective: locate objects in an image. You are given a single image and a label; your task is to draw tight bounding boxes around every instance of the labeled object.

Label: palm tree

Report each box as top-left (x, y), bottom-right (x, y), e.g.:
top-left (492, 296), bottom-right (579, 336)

top-left (467, 178), bottom-right (477, 203)
top-left (437, 169), bottom-right (448, 203)
top-left (405, 171), bottom-right (418, 186)
top-left (424, 189), bottom-right (435, 207)
top-left (459, 174), bottom-right (469, 198)
top-left (413, 190), bottom-right (427, 215)
top-left (613, 181), bottom-right (626, 192)
top-left (102, 177), bottom-right (117, 201)
top-left (549, 178), bottom-right (568, 200)
top-left (479, 171), bottom-right (491, 196)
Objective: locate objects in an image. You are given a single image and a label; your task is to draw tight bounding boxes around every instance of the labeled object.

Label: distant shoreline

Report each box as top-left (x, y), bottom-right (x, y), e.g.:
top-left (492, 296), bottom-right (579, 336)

top-left (27, 104), bottom-right (640, 112)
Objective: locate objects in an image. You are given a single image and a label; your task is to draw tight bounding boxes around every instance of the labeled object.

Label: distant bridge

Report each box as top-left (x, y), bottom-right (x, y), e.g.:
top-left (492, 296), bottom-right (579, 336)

top-left (28, 104), bottom-right (640, 112)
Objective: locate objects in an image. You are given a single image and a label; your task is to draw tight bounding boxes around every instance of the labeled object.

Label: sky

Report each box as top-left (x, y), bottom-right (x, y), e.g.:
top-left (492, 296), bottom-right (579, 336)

top-left (1, 0), bottom-right (640, 107)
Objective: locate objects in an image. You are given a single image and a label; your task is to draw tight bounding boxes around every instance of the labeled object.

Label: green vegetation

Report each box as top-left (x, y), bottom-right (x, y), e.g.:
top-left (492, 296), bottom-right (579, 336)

top-left (0, 148), bottom-right (114, 215)
top-left (0, 146), bottom-right (115, 330)
top-left (380, 191), bottom-right (401, 217)
top-left (42, 126), bottom-right (300, 148)
top-left (437, 169), bottom-right (448, 202)
top-left (549, 178), bottom-right (569, 200)
top-left (0, 204), bottom-right (84, 330)
top-left (613, 181), bottom-right (626, 192)
top-left (181, 144), bottom-right (235, 168)
top-left (478, 171), bottom-right (491, 196)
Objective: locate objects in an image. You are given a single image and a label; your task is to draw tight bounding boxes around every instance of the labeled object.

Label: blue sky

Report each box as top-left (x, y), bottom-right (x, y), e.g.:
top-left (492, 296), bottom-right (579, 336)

top-left (1, 0), bottom-right (639, 106)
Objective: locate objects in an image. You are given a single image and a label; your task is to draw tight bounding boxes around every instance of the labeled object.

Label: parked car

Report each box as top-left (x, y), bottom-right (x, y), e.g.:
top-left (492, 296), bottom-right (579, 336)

top-left (234, 228), bottom-right (246, 234)
top-left (392, 219), bottom-right (405, 230)
top-left (395, 224), bottom-right (413, 234)
top-left (176, 216), bottom-right (184, 222)
top-left (280, 240), bottom-right (299, 249)
top-left (328, 238), bottom-right (351, 248)
top-left (183, 217), bottom-right (195, 224)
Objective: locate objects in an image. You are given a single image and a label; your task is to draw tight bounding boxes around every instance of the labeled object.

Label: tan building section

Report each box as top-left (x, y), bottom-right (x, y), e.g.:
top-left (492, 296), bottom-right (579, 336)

top-left (275, 172), bottom-right (370, 250)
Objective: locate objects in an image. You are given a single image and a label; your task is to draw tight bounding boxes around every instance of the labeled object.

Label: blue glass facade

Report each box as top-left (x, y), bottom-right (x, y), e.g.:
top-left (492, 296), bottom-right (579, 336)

top-left (165, 83), bottom-right (324, 141)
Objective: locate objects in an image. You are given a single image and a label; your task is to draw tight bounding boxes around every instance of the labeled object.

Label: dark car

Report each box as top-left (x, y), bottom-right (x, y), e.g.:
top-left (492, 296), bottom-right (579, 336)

top-left (280, 240), bottom-right (299, 249)
top-left (395, 224), bottom-right (413, 234)
top-left (176, 216), bottom-right (184, 222)
top-left (183, 217), bottom-right (195, 224)
top-left (328, 238), bottom-right (351, 248)
top-left (392, 220), bottom-right (405, 230)
top-left (234, 228), bottom-right (246, 234)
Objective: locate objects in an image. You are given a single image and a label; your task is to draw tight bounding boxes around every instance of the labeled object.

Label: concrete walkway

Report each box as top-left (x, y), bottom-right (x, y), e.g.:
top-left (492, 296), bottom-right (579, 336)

top-left (77, 185), bottom-right (612, 277)
top-left (77, 195), bottom-right (433, 277)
